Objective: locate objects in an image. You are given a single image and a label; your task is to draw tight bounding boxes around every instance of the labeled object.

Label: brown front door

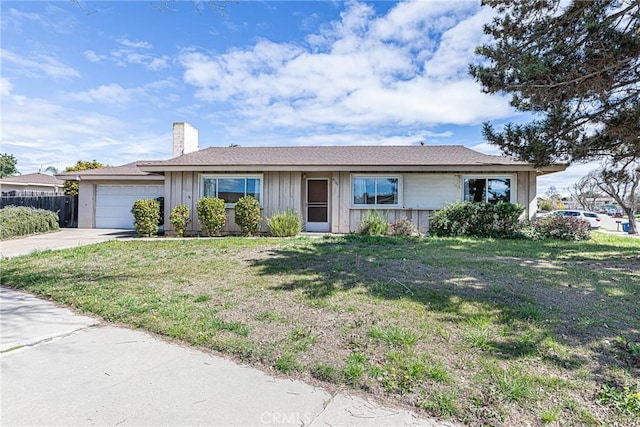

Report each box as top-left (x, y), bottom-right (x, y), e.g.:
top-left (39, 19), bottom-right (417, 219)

top-left (306, 179), bottom-right (329, 232)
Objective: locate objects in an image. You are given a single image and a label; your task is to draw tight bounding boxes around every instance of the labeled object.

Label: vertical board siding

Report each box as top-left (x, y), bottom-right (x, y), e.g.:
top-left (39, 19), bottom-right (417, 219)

top-left (164, 173), bottom-right (173, 231)
top-left (338, 172), bottom-right (351, 233)
top-left (331, 172), bottom-right (340, 233)
top-left (78, 181), bottom-right (95, 228)
top-left (516, 171), bottom-right (527, 208)
top-left (347, 208), bottom-right (432, 234)
top-left (164, 170), bottom-right (533, 235)
top-left (175, 171), bottom-right (303, 235)
top-left (528, 172), bottom-right (537, 220)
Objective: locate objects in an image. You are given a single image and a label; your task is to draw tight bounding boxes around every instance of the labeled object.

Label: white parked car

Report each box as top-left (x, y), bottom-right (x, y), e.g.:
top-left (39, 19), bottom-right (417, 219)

top-left (548, 210), bottom-right (601, 229)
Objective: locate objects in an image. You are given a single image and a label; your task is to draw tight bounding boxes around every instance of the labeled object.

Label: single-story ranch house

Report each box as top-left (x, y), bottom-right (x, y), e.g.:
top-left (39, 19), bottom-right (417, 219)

top-left (59, 122), bottom-right (566, 234)
top-left (0, 172), bottom-right (64, 196)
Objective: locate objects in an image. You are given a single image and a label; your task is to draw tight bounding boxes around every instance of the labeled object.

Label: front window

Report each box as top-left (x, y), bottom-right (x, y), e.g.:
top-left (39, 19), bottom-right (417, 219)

top-left (463, 177), bottom-right (512, 204)
top-left (352, 176), bottom-right (400, 207)
top-left (201, 176), bottom-right (262, 205)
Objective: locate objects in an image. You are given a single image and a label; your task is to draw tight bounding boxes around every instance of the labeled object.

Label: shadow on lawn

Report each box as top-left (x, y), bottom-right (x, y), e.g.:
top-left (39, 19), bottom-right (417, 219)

top-left (250, 235), bottom-right (640, 376)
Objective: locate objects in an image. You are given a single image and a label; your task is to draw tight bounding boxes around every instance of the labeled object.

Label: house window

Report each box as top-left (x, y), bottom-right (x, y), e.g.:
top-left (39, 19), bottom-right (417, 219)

top-left (352, 176), bottom-right (400, 207)
top-left (463, 177), bottom-right (513, 204)
top-left (201, 175), bottom-right (262, 205)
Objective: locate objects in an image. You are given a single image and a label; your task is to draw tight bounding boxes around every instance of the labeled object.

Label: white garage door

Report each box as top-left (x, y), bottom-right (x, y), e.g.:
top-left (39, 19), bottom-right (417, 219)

top-left (95, 185), bottom-right (165, 229)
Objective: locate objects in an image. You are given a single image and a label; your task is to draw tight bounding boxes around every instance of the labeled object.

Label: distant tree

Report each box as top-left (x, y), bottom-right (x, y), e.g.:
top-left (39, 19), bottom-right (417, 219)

top-left (63, 160), bottom-right (108, 196)
top-left (568, 172), bottom-right (602, 212)
top-left (543, 186), bottom-right (564, 210)
top-left (39, 166), bottom-right (58, 175)
top-left (538, 199), bottom-right (554, 212)
top-left (595, 159), bottom-right (639, 234)
top-left (0, 153), bottom-right (19, 178)
top-left (470, 0), bottom-right (640, 166)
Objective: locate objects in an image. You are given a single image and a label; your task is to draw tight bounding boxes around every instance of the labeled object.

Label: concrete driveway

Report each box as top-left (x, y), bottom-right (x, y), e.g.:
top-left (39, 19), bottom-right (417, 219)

top-left (0, 228), bottom-right (136, 259)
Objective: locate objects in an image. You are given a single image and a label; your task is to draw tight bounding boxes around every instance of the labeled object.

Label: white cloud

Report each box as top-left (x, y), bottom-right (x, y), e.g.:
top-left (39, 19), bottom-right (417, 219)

top-left (117, 38), bottom-right (152, 49)
top-left (178, 0), bottom-right (512, 136)
top-left (84, 50), bottom-right (106, 63)
top-left (1, 93), bottom-right (170, 173)
top-left (148, 56), bottom-right (169, 70)
top-left (1, 6), bottom-right (75, 34)
top-left (0, 48), bottom-right (79, 79)
top-left (69, 83), bottom-right (137, 105)
top-left (0, 78), bottom-right (13, 96)
top-left (538, 161), bottom-right (602, 197)
top-left (423, 7), bottom-right (495, 79)
top-left (471, 141), bottom-right (503, 156)
top-left (67, 79), bottom-right (177, 106)
top-left (97, 37), bottom-right (169, 70)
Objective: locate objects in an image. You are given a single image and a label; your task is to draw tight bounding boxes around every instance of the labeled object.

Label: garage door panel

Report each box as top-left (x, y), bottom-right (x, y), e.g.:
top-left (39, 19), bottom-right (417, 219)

top-left (96, 185), bottom-right (164, 229)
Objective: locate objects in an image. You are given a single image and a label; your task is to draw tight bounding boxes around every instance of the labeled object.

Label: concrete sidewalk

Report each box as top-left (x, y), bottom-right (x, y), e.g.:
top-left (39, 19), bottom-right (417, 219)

top-left (0, 288), bottom-right (455, 427)
top-left (0, 228), bottom-right (136, 258)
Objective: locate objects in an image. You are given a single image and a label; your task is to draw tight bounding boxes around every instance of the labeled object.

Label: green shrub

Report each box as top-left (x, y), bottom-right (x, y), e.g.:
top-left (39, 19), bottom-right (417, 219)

top-left (131, 199), bottom-right (160, 236)
top-left (538, 199), bottom-right (554, 212)
top-left (0, 205), bottom-right (59, 240)
top-left (267, 209), bottom-right (302, 237)
top-left (597, 382), bottom-right (640, 416)
top-left (529, 215), bottom-right (590, 241)
top-left (196, 197), bottom-right (226, 236)
top-left (169, 204), bottom-right (190, 237)
top-left (358, 210), bottom-right (389, 235)
top-left (430, 202), bottom-right (524, 238)
top-left (390, 217), bottom-right (419, 236)
top-left (234, 195), bottom-right (262, 236)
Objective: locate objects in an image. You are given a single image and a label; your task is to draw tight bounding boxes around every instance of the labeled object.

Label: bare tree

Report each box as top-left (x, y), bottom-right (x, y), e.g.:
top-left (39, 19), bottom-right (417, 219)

top-left (543, 186), bottom-right (564, 210)
top-left (595, 158), bottom-right (640, 234)
top-left (568, 171), bottom-right (602, 211)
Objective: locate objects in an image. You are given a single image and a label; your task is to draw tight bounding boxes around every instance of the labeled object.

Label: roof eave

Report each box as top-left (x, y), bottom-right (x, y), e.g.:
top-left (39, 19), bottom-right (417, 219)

top-left (0, 181), bottom-right (63, 187)
top-left (534, 164), bottom-right (569, 176)
top-left (55, 174), bottom-right (163, 181)
top-left (138, 164), bottom-right (542, 173)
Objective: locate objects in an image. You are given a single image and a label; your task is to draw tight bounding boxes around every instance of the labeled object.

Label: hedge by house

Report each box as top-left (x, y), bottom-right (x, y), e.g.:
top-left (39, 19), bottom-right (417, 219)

top-left (234, 195), bottom-right (262, 236)
top-left (170, 204), bottom-right (190, 237)
top-left (196, 197), bottom-right (226, 236)
top-left (0, 205), bottom-right (59, 240)
top-left (430, 202), bottom-right (524, 238)
top-left (267, 209), bottom-right (302, 237)
top-left (528, 215), bottom-right (591, 241)
top-left (131, 199), bottom-right (160, 236)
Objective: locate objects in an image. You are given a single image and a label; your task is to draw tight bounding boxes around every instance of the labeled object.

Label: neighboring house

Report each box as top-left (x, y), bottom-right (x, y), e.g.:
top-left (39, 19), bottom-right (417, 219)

top-left (61, 122), bottom-right (567, 233)
top-left (562, 196), bottom-right (619, 212)
top-left (0, 173), bottom-right (64, 196)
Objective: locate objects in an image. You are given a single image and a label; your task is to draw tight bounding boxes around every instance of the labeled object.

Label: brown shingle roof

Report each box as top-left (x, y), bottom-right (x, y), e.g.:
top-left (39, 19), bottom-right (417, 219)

top-left (56, 162), bottom-right (159, 178)
top-left (0, 173), bottom-right (63, 186)
top-left (138, 145), bottom-right (528, 168)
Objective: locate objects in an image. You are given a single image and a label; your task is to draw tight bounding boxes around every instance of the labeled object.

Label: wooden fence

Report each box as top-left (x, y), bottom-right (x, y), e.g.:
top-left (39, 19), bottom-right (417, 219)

top-left (1, 195), bottom-right (78, 228)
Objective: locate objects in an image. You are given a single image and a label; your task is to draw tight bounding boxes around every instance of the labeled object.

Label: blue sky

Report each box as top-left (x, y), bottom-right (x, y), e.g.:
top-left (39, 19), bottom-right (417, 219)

top-left (1, 0), bottom-right (594, 195)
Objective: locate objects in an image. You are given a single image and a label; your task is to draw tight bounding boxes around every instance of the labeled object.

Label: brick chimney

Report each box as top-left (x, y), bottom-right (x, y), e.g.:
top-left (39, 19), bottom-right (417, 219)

top-left (172, 122), bottom-right (199, 157)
